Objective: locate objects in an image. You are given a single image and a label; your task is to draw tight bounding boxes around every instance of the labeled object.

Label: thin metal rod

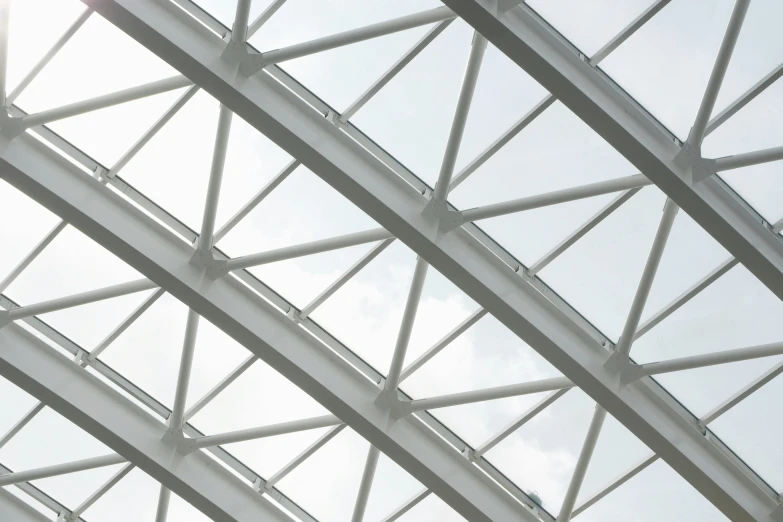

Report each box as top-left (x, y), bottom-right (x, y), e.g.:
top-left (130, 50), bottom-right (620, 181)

top-left (199, 104), bottom-right (233, 253)
top-left (341, 19), bottom-right (453, 122)
top-left (381, 488), bottom-right (431, 522)
top-left (399, 307), bottom-right (487, 382)
top-left (556, 406), bottom-right (607, 522)
top-left (89, 287), bottom-right (165, 361)
top-left (154, 486), bottom-right (171, 522)
top-left (247, 0), bottom-right (286, 38)
top-left (190, 414), bottom-right (341, 449)
top-left (384, 257), bottom-right (429, 393)
top-left (409, 376), bottom-right (574, 412)
top-left (224, 227), bottom-right (394, 272)
top-left (0, 1), bottom-right (9, 108)
top-left (634, 256), bottom-right (738, 340)
top-left (590, 0), bottom-right (671, 64)
top-left (21, 75), bottom-right (192, 128)
top-left (474, 388), bottom-right (570, 459)
top-left (0, 403), bottom-right (44, 450)
top-left (635, 217), bottom-right (783, 340)
top-left (639, 342), bottom-right (783, 377)
top-left (1, 278), bottom-right (157, 325)
top-left (300, 238), bottom-right (394, 319)
top-left (449, 95), bottom-right (555, 192)
top-left (183, 354), bottom-right (257, 422)
top-left (699, 360), bottom-right (783, 426)
top-left (257, 6), bottom-right (455, 67)
top-left (433, 32), bottom-right (487, 201)
top-left (6, 8), bottom-right (93, 106)
top-left (350, 445), bottom-right (381, 522)
top-left (528, 189), bottom-right (641, 277)
top-left (571, 454), bottom-right (657, 518)
top-left (688, 0), bottom-right (750, 147)
top-left (460, 173), bottom-right (651, 224)
top-left (707, 61), bottom-right (783, 137)
top-left (0, 454), bottom-right (125, 487)
top-left (0, 220), bottom-right (67, 293)
top-left (69, 462), bottom-right (134, 519)
top-left (715, 144), bottom-right (783, 172)
top-left (263, 424), bottom-right (346, 491)
top-left (109, 85), bottom-right (199, 178)
top-left (231, 0), bottom-right (253, 43)
top-left (168, 309), bottom-right (200, 432)
top-left (213, 159), bottom-right (299, 243)
top-left (614, 198), bottom-right (678, 356)
top-left (449, 0), bottom-right (667, 191)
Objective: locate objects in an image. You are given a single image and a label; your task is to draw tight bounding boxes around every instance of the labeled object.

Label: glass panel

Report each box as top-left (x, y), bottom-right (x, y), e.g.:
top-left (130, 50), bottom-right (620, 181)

top-left (704, 78), bottom-right (783, 224)
top-left (577, 414), bottom-right (651, 507)
top-left (403, 314), bottom-right (561, 398)
top-left (634, 264), bottom-right (783, 417)
top-left (576, 460), bottom-right (729, 522)
top-left (15, 14), bottom-right (177, 112)
top-left (710, 371), bottom-right (783, 491)
top-left (484, 390), bottom-right (595, 514)
top-left (352, 19), bottom-right (474, 186)
top-left (538, 186), bottom-right (667, 340)
top-left (0, 181), bottom-right (60, 282)
top-left (527, 0), bottom-right (656, 58)
top-left (99, 292), bottom-right (189, 407)
top-left (0, 407), bottom-right (118, 508)
top-left (249, 0), bottom-right (441, 51)
top-left (4, 225), bottom-right (149, 348)
top-left (80, 467), bottom-right (160, 522)
top-left (309, 240), bottom-right (415, 372)
top-left (361, 453), bottom-right (423, 522)
top-left (276, 428), bottom-right (370, 522)
top-left (118, 89), bottom-right (219, 230)
top-left (7, 0), bottom-right (85, 95)
top-left (713, 0), bottom-right (783, 118)
top-left (452, 43), bottom-right (548, 175)
top-left (599, 0), bottom-right (734, 138)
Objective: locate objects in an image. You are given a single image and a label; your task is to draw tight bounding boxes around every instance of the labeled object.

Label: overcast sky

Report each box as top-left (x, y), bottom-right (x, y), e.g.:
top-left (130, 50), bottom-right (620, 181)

top-left (1, 0), bottom-right (783, 521)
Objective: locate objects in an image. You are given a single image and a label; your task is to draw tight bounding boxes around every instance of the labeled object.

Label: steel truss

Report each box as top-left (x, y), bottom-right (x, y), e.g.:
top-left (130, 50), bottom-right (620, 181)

top-left (0, 0), bottom-right (782, 521)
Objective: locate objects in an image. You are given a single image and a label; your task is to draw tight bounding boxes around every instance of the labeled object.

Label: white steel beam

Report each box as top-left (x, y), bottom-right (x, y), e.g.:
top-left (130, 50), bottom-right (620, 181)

top-left (244, 7), bottom-right (455, 70)
top-left (351, 445), bottom-right (381, 522)
top-left (457, 173), bottom-right (651, 224)
top-left (0, 454), bottom-right (126, 487)
top-left (409, 376), bottom-right (573, 413)
top-left (221, 227), bottom-right (394, 274)
top-left (27, 0), bottom-right (782, 519)
top-left (19, 75), bottom-right (192, 129)
top-left (262, 425), bottom-right (346, 492)
top-left (66, 462), bottom-right (134, 521)
top-left (0, 278), bottom-right (157, 326)
top-left (687, 0), bottom-right (750, 148)
top-left (189, 414), bottom-right (341, 450)
top-left (0, 322), bottom-right (295, 522)
top-left (442, 0), bottom-right (783, 310)
top-left (0, 130), bottom-right (538, 522)
top-left (6, 8), bottom-right (92, 106)
top-left (556, 405), bottom-right (607, 521)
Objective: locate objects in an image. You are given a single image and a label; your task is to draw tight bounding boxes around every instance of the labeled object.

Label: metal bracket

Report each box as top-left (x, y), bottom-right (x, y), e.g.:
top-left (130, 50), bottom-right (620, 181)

top-left (421, 198), bottom-right (463, 234)
top-left (674, 142), bottom-right (717, 184)
top-left (239, 52), bottom-right (267, 77)
top-left (374, 388), bottom-right (413, 419)
top-left (325, 109), bottom-right (347, 131)
top-left (286, 306), bottom-right (303, 325)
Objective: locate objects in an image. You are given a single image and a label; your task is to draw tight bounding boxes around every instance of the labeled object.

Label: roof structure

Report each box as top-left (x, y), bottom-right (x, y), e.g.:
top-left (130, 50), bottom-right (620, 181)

top-left (1, 0), bottom-right (782, 521)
